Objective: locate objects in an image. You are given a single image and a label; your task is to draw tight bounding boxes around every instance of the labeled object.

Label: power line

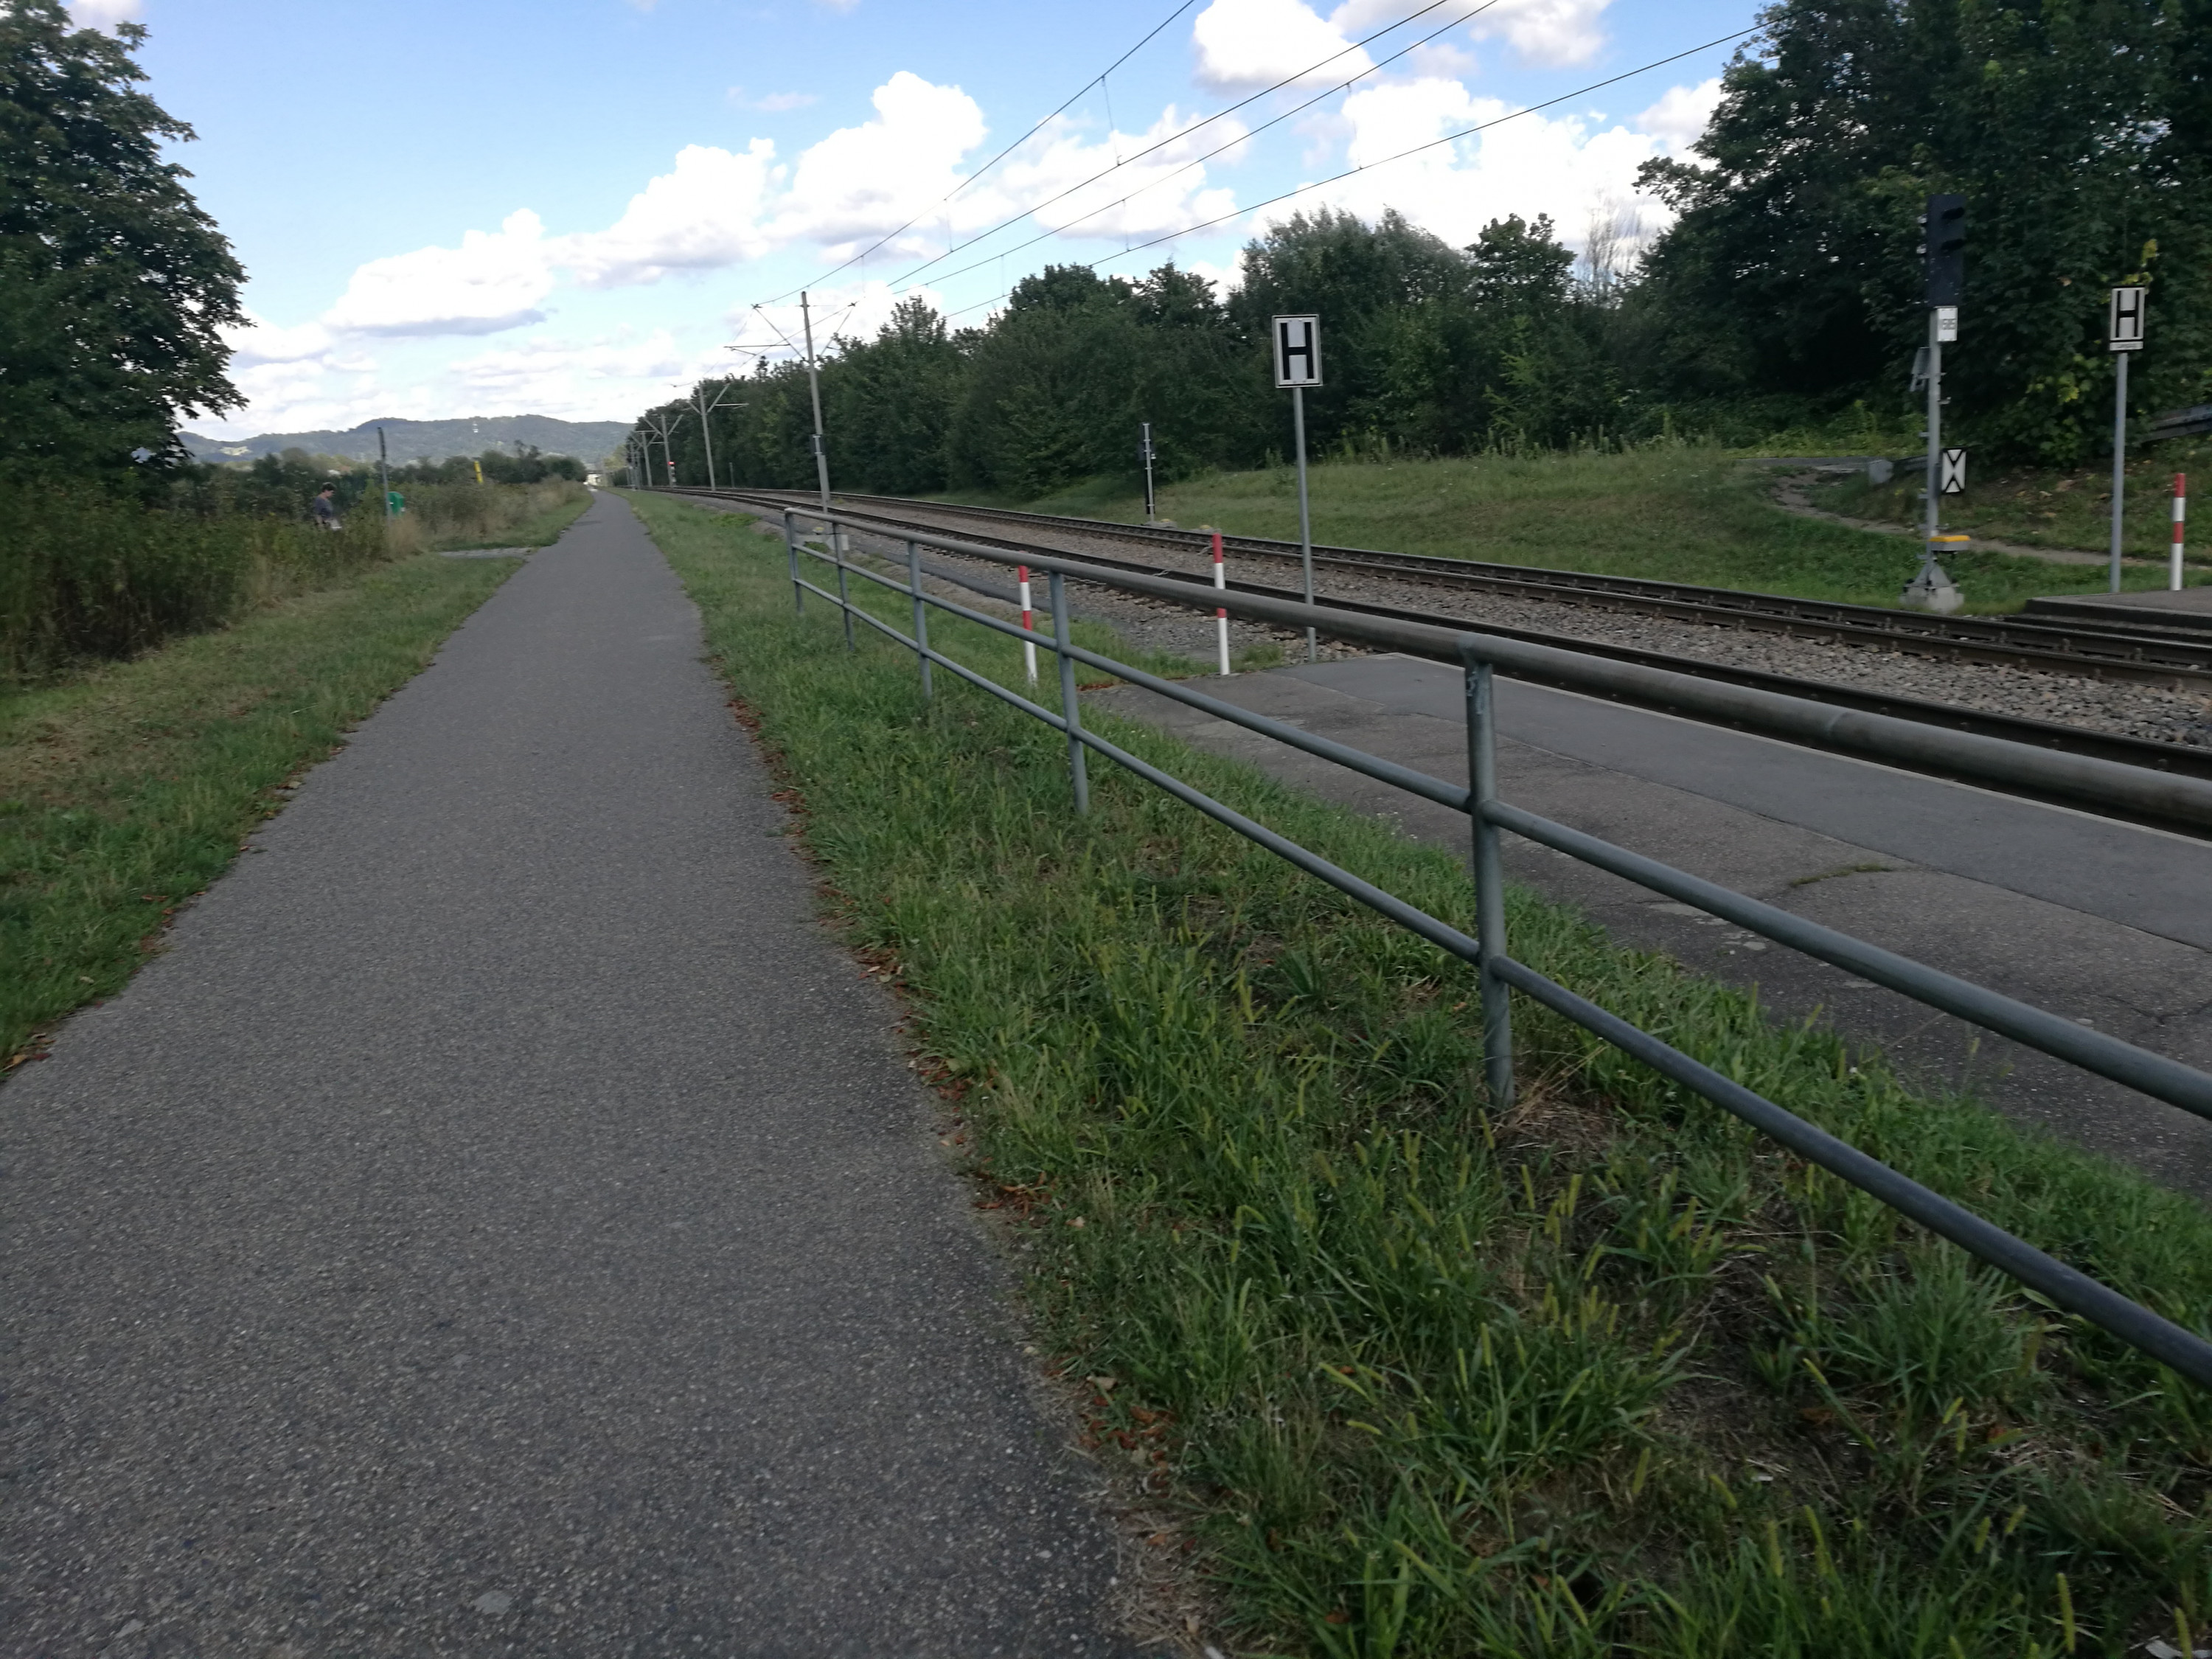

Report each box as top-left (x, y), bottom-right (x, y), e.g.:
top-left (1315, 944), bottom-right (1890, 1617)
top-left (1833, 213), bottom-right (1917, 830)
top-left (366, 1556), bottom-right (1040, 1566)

top-left (936, 25), bottom-right (1759, 322)
top-left (914, 0), bottom-right (1506, 296)
top-left (760, 0), bottom-right (1200, 306)
top-left (885, 0), bottom-right (1468, 292)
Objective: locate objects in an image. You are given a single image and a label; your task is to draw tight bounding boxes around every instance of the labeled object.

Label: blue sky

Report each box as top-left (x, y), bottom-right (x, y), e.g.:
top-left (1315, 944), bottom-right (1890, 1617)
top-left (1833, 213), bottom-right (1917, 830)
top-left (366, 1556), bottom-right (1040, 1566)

top-left (92, 0), bottom-right (1759, 438)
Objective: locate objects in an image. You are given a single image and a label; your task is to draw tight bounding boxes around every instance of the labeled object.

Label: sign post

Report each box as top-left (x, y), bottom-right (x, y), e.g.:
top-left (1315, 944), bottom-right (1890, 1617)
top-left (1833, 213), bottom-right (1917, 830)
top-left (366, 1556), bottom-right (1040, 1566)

top-left (1904, 195), bottom-right (1966, 613)
top-left (2109, 285), bottom-right (2146, 593)
top-left (1139, 422), bottom-right (1158, 524)
top-left (1273, 314), bottom-right (1323, 661)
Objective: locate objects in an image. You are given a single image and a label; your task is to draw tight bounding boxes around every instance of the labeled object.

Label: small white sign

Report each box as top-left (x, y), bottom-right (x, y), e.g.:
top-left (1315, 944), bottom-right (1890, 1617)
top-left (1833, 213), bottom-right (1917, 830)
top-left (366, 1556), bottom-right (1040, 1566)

top-left (2110, 286), bottom-right (2147, 352)
top-left (1273, 315), bottom-right (1323, 388)
top-left (1935, 306), bottom-right (1958, 344)
top-left (1941, 448), bottom-right (1967, 495)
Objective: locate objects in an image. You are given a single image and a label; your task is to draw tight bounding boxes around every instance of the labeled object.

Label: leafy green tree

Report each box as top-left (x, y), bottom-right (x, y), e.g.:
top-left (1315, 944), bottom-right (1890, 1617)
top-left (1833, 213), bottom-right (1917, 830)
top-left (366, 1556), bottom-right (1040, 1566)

top-left (0, 1), bottom-right (245, 477)
top-left (1632, 0), bottom-right (2212, 459)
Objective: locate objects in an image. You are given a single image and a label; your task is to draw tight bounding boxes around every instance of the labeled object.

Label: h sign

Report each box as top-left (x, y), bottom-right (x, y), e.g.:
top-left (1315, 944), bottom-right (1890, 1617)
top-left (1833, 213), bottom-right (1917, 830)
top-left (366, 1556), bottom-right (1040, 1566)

top-left (2110, 286), bottom-right (2146, 352)
top-left (1273, 315), bottom-right (1323, 388)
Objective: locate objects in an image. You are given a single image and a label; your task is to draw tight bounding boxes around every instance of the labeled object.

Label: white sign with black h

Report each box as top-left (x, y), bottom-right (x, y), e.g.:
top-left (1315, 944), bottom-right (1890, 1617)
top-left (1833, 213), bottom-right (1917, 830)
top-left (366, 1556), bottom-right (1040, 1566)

top-left (1273, 314), bottom-right (1323, 387)
top-left (2110, 286), bottom-right (2146, 352)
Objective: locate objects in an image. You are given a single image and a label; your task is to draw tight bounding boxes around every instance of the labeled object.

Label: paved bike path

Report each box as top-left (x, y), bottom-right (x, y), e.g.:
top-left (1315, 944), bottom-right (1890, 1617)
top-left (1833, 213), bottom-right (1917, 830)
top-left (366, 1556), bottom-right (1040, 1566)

top-left (1, 495), bottom-right (1130, 1656)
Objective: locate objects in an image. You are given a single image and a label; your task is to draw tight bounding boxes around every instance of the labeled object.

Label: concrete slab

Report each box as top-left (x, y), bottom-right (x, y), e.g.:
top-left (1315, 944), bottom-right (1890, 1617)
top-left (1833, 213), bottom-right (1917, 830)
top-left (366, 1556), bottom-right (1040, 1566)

top-left (2026, 586), bottom-right (2212, 632)
top-left (1091, 655), bottom-right (2212, 1199)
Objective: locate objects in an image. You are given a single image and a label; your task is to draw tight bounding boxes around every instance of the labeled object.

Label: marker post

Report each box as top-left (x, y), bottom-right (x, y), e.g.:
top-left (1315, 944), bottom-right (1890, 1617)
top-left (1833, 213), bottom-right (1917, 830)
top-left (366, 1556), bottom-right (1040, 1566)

top-left (2109, 286), bottom-right (2147, 593)
top-left (1018, 563), bottom-right (1038, 685)
top-left (1271, 315), bottom-right (1324, 662)
top-left (1212, 531), bottom-right (1230, 675)
top-left (2175, 474), bottom-right (2189, 593)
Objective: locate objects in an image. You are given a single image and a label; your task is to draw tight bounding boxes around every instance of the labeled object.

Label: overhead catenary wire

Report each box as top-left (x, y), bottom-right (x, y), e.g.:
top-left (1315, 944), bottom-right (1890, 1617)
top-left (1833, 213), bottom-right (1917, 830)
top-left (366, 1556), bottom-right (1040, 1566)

top-left (934, 24), bottom-right (1761, 323)
top-left (884, 0), bottom-right (1473, 292)
top-left (912, 0), bottom-right (1509, 296)
top-left (761, 0), bottom-right (1200, 306)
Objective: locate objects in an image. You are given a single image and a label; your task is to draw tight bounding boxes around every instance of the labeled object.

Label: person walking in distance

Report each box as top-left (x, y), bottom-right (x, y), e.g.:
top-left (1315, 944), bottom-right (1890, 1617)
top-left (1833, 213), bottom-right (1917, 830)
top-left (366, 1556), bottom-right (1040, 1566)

top-left (310, 483), bottom-right (342, 531)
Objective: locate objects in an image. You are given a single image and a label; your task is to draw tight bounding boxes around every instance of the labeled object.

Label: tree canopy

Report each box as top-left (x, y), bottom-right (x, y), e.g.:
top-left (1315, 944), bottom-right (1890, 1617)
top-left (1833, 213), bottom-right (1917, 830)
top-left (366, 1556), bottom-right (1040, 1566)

top-left (0, 0), bottom-right (244, 476)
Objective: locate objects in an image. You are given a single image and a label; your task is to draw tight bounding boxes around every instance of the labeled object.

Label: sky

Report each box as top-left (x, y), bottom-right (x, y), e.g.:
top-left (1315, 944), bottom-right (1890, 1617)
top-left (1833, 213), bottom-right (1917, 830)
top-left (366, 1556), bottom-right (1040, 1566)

top-left (92, 0), bottom-right (1757, 439)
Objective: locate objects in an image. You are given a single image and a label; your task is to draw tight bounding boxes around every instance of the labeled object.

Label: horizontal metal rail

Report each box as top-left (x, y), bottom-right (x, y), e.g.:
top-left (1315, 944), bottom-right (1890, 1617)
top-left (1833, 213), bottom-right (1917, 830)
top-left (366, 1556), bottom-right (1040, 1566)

top-left (755, 509), bottom-right (2212, 1390)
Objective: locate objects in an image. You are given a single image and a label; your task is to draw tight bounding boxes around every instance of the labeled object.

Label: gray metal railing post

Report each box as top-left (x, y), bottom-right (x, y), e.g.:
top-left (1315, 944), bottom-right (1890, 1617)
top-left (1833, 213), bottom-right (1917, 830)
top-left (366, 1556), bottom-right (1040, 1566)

top-left (1467, 656), bottom-right (1514, 1108)
top-left (830, 521), bottom-right (855, 651)
top-left (906, 537), bottom-right (932, 700)
top-left (785, 509), bottom-right (803, 614)
top-left (1049, 571), bottom-right (1090, 815)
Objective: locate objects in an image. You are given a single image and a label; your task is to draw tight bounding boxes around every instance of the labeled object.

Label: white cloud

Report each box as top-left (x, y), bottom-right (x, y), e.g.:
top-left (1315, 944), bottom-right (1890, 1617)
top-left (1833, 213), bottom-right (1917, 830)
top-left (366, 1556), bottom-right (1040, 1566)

top-left (1635, 77), bottom-right (1723, 153)
top-left (445, 330), bottom-right (697, 418)
top-left (222, 314), bottom-right (335, 368)
top-left (1192, 0), bottom-right (1371, 91)
top-left (323, 209), bottom-right (554, 337)
top-left (1292, 77), bottom-right (1666, 254)
top-left (768, 72), bottom-right (989, 251)
top-left (66, 0), bottom-right (141, 27)
top-left (1463, 0), bottom-right (1611, 68)
top-left (982, 105), bottom-right (1247, 247)
top-left (556, 143), bottom-right (782, 288)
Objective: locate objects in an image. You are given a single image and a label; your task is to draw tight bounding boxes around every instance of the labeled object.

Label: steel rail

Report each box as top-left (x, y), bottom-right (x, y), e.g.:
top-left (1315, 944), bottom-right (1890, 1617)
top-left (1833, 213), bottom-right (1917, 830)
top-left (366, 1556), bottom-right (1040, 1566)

top-left (773, 521), bottom-right (2212, 1390)
top-left (714, 492), bottom-right (2212, 824)
top-left (697, 485), bottom-right (2212, 686)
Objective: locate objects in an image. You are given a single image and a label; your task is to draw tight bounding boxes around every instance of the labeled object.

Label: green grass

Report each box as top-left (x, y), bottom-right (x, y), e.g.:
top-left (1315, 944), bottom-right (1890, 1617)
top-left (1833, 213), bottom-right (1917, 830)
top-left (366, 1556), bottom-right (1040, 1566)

top-left (938, 448), bottom-right (2194, 613)
top-left (631, 487), bottom-right (2212, 1659)
top-left (410, 479), bottom-right (592, 552)
top-left (1, 551), bottom-right (518, 1068)
top-left (1812, 437), bottom-right (2212, 566)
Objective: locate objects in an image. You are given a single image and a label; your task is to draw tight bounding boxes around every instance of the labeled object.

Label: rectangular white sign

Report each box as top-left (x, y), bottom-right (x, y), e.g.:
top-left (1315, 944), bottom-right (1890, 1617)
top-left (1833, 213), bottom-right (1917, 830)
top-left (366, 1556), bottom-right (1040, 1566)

top-left (2110, 286), bottom-right (2147, 352)
top-left (1940, 448), bottom-right (1967, 495)
top-left (1273, 315), bottom-right (1323, 388)
top-left (1934, 306), bottom-right (1958, 344)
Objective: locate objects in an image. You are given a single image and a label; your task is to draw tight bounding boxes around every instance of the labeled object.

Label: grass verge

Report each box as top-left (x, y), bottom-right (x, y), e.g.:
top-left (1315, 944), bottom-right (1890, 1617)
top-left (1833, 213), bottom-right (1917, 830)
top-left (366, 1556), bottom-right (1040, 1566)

top-left (1, 551), bottom-right (519, 1068)
top-left (1811, 437), bottom-right (2212, 566)
top-left (941, 448), bottom-right (2188, 613)
top-left (633, 488), bottom-right (2212, 1658)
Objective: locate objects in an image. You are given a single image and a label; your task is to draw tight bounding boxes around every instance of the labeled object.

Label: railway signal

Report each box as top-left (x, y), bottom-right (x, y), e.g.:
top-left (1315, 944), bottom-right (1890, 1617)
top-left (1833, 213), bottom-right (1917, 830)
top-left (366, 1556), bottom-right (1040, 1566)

top-left (1941, 448), bottom-right (1967, 495)
top-left (2174, 473), bottom-right (2189, 593)
top-left (2110, 286), bottom-right (2148, 592)
top-left (1905, 195), bottom-right (1966, 613)
top-left (1273, 314), bottom-right (1322, 660)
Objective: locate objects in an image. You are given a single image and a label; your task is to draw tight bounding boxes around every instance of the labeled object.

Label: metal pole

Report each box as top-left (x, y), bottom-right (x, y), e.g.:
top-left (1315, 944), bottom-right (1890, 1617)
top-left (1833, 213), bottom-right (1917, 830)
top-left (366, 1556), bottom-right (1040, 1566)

top-left (2110, 349), bottom-right (2130, 593)
top-left (698, 386), bottom-right (718, 490)
top-left (1141, 421), bottom-right (1156, 524)
top-left (832, 515), bottom-right (853, 651)
top-left (1213, 530), bottom-right (1230, 676)
top-left (907, 537), bottom-right (932, 700)
top-left (785, 509), bottom-right (803, 615)
top-left (800, 293), bottom-right (833, 526)
top-left (1049, 571), bottom-right (1089, 815)
top-left (1922, 309), bottom-right (1941, 550)
top-left (1019, 563), bottom-right (1038, 685)
top-left (1292, 385), bottom-right (1316, 662)
top-left (1466, 659), bottom-right (1514, 1108)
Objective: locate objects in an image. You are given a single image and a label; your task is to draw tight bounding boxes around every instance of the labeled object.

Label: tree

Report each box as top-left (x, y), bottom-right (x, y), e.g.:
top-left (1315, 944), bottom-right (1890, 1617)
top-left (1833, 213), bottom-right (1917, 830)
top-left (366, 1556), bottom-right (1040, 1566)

top-left (1630, 0), bottom-right (2212, 459)
top-left (0, 1), bottom-right (245, 478)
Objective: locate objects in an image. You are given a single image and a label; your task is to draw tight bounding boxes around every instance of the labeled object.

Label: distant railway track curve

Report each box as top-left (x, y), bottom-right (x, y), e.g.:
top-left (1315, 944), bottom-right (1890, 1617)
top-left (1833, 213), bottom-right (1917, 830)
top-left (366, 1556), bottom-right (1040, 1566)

top-left (663, 485), bottom-right (2212, 799)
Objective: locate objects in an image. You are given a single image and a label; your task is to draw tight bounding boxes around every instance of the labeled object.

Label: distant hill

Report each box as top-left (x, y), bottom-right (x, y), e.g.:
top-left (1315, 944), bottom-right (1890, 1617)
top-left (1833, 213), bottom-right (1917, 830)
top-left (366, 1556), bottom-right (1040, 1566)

top-left (180, 415), bottom-right (630, 466)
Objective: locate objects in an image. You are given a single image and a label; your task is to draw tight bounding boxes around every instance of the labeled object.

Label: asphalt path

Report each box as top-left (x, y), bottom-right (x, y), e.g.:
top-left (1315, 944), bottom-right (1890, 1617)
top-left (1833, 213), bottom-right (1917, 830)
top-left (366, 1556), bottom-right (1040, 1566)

top-left (1093, 656), bottom-right (2212, 1200)
top-left (1, 495), bottom-right (1131, 1657)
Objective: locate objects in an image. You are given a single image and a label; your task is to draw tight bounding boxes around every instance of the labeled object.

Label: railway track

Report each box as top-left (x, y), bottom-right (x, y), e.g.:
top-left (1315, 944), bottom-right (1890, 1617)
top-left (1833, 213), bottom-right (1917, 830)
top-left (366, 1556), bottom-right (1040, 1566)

top-left (665, 486), bottom-right (2212, 790)
top-left (697, 486), bottom-right (2212, 692)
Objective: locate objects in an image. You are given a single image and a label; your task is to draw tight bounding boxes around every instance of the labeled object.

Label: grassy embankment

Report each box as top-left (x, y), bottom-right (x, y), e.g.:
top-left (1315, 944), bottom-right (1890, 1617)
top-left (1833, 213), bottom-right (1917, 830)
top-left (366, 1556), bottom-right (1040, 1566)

top-left (0, 546), bottom-right (534, 1068)
top-left (633, 487), bottom-right (2212, 1658)
top-left (2, 479), bottom-right (585, 682)
top-left (1811, 435), bottom-right (2212, 563)
top-left (945, 448), bottom-right (2199, 613)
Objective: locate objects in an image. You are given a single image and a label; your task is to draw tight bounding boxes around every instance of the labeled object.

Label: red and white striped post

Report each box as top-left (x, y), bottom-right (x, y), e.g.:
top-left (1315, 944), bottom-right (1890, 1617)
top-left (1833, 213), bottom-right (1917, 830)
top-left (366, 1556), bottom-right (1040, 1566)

top-left (1212, 531), bottom-right (1230, 675)
top-left (2174, 474), bottom-right (2189, 593)
top-left (1018, 564), bottom-right (1038, 684)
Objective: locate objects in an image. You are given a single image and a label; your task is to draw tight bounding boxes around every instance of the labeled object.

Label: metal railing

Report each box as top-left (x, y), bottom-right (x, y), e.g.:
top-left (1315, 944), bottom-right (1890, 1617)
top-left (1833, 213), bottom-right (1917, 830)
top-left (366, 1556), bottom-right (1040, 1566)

top-left (774, 504), bottom-right (2212, 1389)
